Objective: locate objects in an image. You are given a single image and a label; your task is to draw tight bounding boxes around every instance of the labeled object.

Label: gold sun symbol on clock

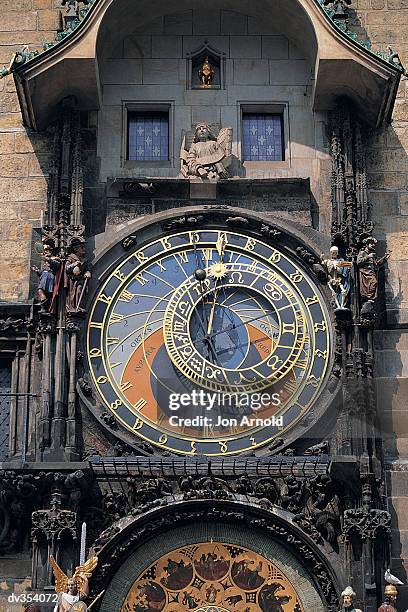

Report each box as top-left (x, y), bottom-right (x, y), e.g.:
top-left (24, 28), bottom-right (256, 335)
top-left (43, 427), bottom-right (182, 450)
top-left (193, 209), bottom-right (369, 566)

top-left (208, 261), bottom-right (228, 280)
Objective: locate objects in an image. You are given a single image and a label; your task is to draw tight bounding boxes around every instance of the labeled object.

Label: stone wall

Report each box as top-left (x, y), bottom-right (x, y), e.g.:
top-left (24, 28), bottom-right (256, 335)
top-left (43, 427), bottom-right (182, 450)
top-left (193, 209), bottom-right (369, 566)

top-left (375, 328), bottom-right (408, 604)
top-left (353, 0), bottom-right (408, 602)
top-left (354, 1), bottom-right (408, 326)
top-left (0, 1), bottom-right (60, 301)
top-left (0, 4), bottom-right (60, 600)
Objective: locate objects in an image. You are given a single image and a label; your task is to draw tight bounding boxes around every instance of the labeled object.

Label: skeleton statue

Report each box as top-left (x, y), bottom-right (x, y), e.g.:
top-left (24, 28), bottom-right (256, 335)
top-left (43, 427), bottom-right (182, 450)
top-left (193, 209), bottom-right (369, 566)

top-left (180, 123), bottom-right (233, 180)
top-left (338, 586), bottom-right (362, 612)
top-left (50, 555), bottom-right (97, 612)
top-left (321, 246), bottom-right (352, 309)
top-left (198, 56), bottom-right (215, 87)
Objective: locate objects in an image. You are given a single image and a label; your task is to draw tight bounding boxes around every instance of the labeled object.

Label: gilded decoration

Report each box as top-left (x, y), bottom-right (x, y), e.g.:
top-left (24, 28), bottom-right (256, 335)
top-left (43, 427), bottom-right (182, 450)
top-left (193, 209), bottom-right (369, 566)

top-left (122, 542), bottom-right (304, 611)
top-left (198, 56), bottom-right (215, 87)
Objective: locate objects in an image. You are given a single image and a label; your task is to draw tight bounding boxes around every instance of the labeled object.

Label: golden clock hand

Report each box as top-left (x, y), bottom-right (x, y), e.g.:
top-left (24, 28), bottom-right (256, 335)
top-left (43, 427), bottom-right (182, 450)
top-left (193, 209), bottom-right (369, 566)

top-left (206, 233), bottom-right (228, 335)
top-left (191, 232), bottom-right (213, 333)
top-left (216, 232), bottom-right (228, 261)
top-left (207, 287), bottom-right (219, 335)
top-left (188, 291), bottom-right (220, 364)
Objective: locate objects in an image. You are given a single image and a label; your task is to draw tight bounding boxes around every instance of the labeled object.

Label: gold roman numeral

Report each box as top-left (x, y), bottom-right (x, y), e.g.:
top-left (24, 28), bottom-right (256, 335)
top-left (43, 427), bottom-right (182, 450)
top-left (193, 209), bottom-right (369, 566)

top-left (202, 248), bottom-right (213, 262)
top-left (113, 270), bottom-right (127, 281)
top-left (176, 251), bottom-right (188, 264)
top-left (119, 290), bottom-right (135, 302)
top-left (120, 381), bottom-right (133, 392)
top-left (133, 397), bottom-right (147, 412)
top-left (135, 274), bottom-right (148, 286)
top-left (98, 294), bottom-right (112, 304)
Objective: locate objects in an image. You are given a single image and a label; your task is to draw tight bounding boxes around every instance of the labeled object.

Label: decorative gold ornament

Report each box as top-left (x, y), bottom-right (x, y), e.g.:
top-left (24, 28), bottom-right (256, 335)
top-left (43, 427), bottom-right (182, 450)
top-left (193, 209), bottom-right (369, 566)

top-left (122, 542), bottom-right (304, 611)
top-left (215, 232), bottom-right (228, 258)
top-left (208, 261), bottom-right (228, 280)
top-left (385, 584), bottom-right (398, 596)
top-left (198, 56), bottom-right (215, 87)
top-left (50, 555), bottom-right (98, 593)
top-left (70, 602), bottom-right (88, 612)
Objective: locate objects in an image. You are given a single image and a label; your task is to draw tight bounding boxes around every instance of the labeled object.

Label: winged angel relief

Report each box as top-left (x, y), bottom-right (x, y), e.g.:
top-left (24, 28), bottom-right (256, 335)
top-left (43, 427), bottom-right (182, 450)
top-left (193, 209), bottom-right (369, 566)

top-left (50, 555), bottom-right (98, 612)
top-left (180, 123), bottom-right (233, 179)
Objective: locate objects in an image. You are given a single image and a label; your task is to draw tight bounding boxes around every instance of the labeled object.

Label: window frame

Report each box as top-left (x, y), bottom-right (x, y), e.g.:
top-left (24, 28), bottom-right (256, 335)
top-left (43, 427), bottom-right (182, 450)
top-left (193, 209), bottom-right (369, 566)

top-left (122, 102), bottom-right (174, 169)
top-left (239, 103), bottom-right (290, 168)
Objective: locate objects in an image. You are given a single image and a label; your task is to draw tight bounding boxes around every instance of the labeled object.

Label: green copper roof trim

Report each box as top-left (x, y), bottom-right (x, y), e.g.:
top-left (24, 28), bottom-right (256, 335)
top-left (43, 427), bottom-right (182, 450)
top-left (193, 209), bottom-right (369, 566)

top-left (0, 0), bottom-right (404, 79)
top-left (0, 0), bottom-right (98, 78)
top-left (316, 0), bottom-right (405, 72)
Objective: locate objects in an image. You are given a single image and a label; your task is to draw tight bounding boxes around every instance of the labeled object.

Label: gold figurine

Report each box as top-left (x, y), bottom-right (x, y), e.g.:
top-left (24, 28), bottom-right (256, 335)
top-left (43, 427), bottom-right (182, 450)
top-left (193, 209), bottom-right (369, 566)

top-left (50, 555), bottom-right (98, 612)
top-left (199, 56), bottom-right (215, 87)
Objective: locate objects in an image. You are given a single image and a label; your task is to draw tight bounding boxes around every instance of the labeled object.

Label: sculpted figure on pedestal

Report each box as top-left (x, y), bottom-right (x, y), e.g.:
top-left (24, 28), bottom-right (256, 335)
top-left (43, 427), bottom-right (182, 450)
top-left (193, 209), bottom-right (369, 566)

top-left (378, 584), bottom-right (398, 612)
top-left (65, 239), bottom-right (91, 313)
top-left (338, 586), bottom-right (362, 612)
top-left (379, 571), bottom-right (404, 612)
top-left (321, 246), bottom-right (352, 309)
top-left (32, 240), bottom-right (61, 309)
top-left (50, 555), bottom-right (97, 612)
top-left (357, 237), bottom-right (390, 303)
top-left (198, 56), bottom-right (215, 87)
top-left (180, 123), bottom-right (233, 180)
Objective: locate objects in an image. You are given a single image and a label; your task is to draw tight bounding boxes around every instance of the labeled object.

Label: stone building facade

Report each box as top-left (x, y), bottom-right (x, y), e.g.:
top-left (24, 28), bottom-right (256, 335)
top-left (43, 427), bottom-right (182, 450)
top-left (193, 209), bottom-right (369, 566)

top-left (0, 0), bottom-right (407, 611)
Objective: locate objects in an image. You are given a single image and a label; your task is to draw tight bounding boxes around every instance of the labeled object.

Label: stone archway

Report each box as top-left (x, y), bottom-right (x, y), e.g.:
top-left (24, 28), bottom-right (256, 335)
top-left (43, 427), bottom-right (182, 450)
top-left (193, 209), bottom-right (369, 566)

top-left (96, 513), bottom-right (333, 612)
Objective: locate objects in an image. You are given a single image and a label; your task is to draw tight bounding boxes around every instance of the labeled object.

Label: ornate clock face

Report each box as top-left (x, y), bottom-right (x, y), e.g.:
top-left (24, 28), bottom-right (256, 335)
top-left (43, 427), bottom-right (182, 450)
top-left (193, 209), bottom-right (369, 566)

top-left (86, 228), bottom-right (331, 455)
top-left (123, 542), bottom-right (305, 611)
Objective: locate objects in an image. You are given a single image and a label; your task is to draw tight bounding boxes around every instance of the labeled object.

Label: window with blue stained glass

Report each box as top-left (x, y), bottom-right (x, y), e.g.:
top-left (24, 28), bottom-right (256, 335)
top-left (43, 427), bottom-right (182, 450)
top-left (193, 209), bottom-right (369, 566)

top-left (128, 112), bottom-right (169, 161)
top-left (242, 113), bottom-right (284, 161)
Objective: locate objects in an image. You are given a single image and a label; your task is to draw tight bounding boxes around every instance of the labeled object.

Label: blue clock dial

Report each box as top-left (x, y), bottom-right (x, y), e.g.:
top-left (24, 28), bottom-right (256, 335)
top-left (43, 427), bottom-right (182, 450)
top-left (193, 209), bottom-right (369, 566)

top-left (86, 229), bottom-right (332, 455)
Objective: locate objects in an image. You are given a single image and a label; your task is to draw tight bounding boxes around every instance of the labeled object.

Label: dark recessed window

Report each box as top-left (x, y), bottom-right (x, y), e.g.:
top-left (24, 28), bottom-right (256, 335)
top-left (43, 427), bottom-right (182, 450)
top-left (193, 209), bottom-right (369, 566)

top-left (127, 111), bottom-right (169, 161)
top-left (242, 113), bottom-right (284, 161)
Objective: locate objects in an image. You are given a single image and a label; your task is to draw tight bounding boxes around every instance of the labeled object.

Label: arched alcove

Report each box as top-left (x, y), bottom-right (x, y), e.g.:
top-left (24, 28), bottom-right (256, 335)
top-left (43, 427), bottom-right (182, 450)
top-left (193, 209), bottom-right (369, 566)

top-left (95, 0), bottom-right (318, 66)
top-left (13, 0), bottom-right (401, 130)
top-left (90, 500), bottom-right (342, 611)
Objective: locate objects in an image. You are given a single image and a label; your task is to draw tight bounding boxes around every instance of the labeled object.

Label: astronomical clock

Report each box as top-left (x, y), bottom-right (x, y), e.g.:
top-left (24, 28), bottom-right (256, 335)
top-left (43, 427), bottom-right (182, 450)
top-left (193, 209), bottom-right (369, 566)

top-left (86, 218), bottom-right (332, 456)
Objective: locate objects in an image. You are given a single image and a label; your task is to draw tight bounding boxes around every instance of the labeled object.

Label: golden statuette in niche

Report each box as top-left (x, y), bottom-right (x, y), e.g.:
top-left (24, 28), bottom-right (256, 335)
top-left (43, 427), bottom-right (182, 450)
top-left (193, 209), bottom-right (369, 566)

top-left (199, 56), bottom-right (215, 87)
